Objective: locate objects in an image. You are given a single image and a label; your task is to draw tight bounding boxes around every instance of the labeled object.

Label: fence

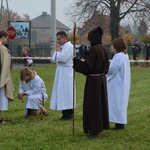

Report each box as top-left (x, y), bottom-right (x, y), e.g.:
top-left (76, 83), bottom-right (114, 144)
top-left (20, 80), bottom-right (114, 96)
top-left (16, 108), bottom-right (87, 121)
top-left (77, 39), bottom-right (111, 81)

top-left (10, 45), bottom-right (51, 57)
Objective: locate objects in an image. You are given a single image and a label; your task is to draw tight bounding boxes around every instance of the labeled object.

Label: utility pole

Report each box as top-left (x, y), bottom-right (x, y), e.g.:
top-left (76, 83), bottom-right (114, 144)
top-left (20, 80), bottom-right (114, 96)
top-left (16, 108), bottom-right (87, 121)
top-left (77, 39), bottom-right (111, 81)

top-left (50, 0), bottom-right (56, 58)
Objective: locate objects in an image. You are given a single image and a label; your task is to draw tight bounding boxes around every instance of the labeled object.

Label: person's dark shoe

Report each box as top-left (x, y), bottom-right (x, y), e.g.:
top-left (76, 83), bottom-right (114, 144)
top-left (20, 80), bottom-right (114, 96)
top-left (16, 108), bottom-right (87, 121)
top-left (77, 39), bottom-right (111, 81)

top-left (64, 115), bottom-right (72, 121)
top-left (83, 133), bottom-right (101, 140)
top-left (26, 109), bottom-right (39, 119)
top-left (115, 123), bottom-right (125, 129)
top-left (60, 114), bottom-right (72, 121)
top-left (0, 117), bottom-right (11, 123)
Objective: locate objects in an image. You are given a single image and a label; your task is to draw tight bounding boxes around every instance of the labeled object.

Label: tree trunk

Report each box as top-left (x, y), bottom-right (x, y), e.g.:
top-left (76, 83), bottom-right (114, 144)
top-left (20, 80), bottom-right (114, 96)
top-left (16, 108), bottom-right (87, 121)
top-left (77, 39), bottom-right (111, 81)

top-left (109, 3), bottom-right (120, 40)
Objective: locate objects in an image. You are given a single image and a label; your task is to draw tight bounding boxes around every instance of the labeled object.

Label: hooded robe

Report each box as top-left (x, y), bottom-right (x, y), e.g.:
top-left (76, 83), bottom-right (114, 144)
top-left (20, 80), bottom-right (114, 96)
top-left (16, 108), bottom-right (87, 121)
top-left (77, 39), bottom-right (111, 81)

top-left (73, 27), bottom-right (110, 134)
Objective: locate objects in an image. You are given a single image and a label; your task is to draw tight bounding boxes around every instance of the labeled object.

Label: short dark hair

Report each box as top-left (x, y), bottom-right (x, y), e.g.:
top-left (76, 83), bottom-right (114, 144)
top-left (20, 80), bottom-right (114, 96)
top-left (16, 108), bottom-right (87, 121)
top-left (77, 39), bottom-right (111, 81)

top-left (56, 31), bottom-right (67, 39)
top-left (0, 30), bottom-right (8, 39)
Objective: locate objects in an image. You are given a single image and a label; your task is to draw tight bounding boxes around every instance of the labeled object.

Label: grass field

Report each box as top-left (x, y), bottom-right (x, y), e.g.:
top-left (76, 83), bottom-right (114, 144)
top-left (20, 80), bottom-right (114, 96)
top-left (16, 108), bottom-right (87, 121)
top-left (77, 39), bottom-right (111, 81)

top-left (0, 64), bottom-right (150, 150)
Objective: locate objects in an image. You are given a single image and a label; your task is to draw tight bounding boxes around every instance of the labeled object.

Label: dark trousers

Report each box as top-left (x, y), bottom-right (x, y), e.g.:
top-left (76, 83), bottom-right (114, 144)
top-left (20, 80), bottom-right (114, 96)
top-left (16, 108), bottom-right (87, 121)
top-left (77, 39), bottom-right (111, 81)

top-left (145, 49), bottom-right (150, 60)
top-left (132, 51), bottom-right (137, 60)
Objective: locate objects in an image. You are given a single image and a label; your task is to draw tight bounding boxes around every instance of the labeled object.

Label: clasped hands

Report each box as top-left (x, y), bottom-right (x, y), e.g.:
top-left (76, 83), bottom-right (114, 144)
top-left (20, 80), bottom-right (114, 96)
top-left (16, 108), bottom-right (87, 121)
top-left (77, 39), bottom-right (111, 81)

top-left (18, 93), bottom-right (26, 100)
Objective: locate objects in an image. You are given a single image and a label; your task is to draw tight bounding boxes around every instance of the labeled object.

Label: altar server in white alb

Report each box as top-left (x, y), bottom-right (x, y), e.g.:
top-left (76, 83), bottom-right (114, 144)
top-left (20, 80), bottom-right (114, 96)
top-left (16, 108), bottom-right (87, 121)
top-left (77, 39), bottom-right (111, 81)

top-left (18, 67), bottom-right (48, 118)
top-left (50, 31), bottom-right (75, 121)
top-left (107, 37), bottom-right (131, 129)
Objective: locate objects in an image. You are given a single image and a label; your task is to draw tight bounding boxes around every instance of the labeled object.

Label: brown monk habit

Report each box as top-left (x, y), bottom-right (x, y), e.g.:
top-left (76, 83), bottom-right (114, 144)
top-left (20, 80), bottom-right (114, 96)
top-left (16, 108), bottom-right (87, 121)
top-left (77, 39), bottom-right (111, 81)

top-left (73, 27), bottom-right (110, 135)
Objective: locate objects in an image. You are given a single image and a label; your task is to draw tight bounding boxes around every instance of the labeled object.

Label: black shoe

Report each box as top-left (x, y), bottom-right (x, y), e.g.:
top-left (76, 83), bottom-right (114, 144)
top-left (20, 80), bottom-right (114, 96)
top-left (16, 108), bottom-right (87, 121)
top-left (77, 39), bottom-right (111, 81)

top-left (115, 123), bottom-right (125, 129)
top-left (60, 115), bottom-right (72, 121)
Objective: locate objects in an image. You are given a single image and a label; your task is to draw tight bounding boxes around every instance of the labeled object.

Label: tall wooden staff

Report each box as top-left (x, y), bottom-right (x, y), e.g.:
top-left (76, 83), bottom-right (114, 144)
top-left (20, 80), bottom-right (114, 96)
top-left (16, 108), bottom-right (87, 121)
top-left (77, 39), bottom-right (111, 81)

top-left (72, 22), bottom-right (76, 136)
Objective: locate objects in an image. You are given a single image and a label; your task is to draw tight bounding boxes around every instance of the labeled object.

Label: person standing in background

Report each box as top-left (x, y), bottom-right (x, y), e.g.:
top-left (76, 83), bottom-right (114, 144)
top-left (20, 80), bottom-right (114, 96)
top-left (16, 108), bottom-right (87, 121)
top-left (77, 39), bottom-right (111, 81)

top-left (50, 31), bottom-right (75, 121)
top-left (22, 46), bottom-right (33, 67)
top-left (79, 42), bottom-right (87, 59)
top-left (145, 39), bottom-right (150, 65)
top-left (131, 41), bottom-right (141, 65)
top-left (0, 30), bottom-right (14, 121)
top-left (75, 41), bottom-right (80, 58)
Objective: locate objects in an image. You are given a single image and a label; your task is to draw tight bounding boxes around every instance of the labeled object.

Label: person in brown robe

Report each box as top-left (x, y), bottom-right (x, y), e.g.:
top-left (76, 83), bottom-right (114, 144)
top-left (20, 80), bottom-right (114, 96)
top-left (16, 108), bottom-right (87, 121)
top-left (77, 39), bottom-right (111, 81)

top-left (73, 27), bottom-right (110, 139)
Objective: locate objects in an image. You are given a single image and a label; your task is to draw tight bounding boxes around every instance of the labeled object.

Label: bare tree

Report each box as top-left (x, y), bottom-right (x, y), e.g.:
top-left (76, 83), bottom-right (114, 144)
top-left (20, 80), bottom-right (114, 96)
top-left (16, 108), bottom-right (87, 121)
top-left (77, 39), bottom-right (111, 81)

top-left (0, 7), bottom-right (30, 29)
top-left (132, 19), bottom-right (148, 40)
top-left (67, 0), bottom-right (150, 40)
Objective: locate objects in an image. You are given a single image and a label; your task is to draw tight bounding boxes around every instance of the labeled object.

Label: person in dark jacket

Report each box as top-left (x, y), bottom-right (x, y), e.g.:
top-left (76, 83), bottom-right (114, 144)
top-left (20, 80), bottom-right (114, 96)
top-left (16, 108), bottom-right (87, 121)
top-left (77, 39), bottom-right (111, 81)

top-left (131, 41), bottom-right (141, 65)
top-left (79, 42), bottom-right (87, 59)
top-left (145, 40), bottom-right (150, 64)
top-left (73, 27), bottom-right (110, 139)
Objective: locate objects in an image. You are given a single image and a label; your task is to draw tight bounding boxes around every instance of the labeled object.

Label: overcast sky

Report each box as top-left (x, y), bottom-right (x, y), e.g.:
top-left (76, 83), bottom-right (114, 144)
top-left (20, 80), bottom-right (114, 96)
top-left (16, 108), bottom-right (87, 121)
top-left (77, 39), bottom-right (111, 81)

top-left (2, 0), bottom-right (74, 27)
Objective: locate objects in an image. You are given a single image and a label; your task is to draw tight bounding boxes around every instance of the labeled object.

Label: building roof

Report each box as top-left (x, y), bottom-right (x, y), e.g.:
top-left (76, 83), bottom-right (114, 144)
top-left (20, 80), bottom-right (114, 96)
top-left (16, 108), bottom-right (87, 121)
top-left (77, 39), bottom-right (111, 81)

top-left (31, 12), bottom-right (70, 30)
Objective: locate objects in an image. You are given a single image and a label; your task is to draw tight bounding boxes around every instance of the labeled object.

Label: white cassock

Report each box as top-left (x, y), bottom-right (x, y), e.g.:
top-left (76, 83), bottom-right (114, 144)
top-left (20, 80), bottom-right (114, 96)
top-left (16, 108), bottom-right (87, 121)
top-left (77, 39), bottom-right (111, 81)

top-left (19, 75), bottom-right (48, 115)
top-left (0, 87), bottom-right (8, 110)
top-left (50, 41), bottom-right (75, 110)
top-left (107, 52), bottom-right (130, 124)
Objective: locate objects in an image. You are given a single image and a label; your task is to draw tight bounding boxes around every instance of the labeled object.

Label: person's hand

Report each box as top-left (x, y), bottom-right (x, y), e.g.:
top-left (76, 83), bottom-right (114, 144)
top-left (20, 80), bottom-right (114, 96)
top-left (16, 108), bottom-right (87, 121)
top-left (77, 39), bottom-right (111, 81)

top-left (18, 93), bottom-right (25, 100)
top-left (56, 43), bottom-right (61, 52)
top-left (81, 58), bottom-right (85, 62)
top-left (7, 50), bottom-right (10, 53)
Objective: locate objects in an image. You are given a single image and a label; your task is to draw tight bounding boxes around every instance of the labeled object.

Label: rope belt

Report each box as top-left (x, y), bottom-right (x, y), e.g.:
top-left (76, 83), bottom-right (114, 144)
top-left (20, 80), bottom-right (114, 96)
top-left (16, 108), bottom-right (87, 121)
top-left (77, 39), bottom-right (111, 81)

top-left (88, 73), bottom-right (105, 76)
top-left (41, 93), bottom-right (44, 106)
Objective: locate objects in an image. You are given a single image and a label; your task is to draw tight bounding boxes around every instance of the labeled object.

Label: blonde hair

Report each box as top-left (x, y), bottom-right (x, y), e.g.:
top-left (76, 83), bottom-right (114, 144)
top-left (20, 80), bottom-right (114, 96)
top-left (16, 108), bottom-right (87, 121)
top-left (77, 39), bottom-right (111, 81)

top-left (20, 67), bottom-right (36, 81)
top-left (22, 46), bottom-right (30, 53)
top-left (113, 37), bottom-right (127, 54)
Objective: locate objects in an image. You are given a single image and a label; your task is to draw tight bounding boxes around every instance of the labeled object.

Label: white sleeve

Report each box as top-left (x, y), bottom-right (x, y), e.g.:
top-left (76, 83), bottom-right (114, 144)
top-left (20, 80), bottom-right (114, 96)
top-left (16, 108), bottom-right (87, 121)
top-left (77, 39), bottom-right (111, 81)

top-left (107, 53), bottom-right (124, 82)
top-left (24, 78), bottom-right (42, 95)
top-left (56, 44), bottom-right (73, 63)
top-left (19, 81), bottom-right (25, 93)
top-left (51, 51), bottom-right (57, 62)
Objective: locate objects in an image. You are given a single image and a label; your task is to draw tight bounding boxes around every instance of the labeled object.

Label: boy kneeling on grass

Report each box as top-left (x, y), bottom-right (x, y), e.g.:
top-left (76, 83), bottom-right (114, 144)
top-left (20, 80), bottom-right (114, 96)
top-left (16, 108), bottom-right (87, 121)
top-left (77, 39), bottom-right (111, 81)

top-left (18, 67), bottom-right (48, 119)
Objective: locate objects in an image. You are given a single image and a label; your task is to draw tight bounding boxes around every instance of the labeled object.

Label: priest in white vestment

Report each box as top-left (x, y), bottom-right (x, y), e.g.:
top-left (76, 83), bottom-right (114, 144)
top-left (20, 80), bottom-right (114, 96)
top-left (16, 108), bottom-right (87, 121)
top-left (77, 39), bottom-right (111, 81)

top-left (107, 37), bottom-right (131, 129)
top-left (50, 31), bottom-right (75, 120)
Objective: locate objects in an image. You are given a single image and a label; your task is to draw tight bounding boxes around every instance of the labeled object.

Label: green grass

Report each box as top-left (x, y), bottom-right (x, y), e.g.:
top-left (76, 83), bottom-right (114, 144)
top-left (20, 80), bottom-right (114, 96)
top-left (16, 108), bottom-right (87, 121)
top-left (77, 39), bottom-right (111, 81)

top-left (0, 64), bottom-right (150, 150)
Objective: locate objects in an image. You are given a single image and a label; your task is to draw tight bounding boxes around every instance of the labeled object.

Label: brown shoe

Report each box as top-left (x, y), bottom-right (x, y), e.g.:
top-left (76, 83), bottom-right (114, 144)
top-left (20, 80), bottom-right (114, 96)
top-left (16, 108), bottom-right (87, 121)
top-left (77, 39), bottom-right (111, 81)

top-left (26, 109), bottom-right (38, 119)
top-left (40, 106), bottom-right (49, 116)
top-left (0, 117), bottom-right (11, 123)
top-left (83, 133), bottom-right (101, 140)
top-left (26, 115), bottom-right (38, 119)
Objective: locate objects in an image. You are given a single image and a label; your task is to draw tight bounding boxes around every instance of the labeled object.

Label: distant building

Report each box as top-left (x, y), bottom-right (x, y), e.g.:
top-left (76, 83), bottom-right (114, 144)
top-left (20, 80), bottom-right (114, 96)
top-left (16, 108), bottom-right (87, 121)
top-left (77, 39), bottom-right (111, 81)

top-left (31, 12), bottom-right (70, 44)
top-left (77, 11), bottom-right (126, 45)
